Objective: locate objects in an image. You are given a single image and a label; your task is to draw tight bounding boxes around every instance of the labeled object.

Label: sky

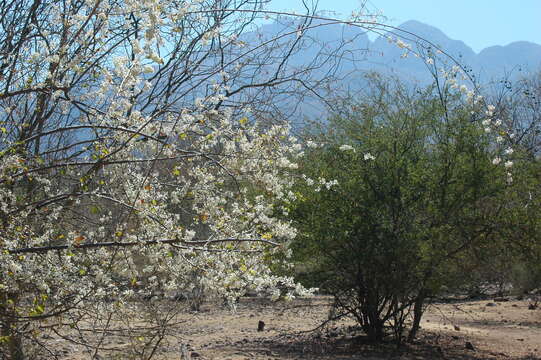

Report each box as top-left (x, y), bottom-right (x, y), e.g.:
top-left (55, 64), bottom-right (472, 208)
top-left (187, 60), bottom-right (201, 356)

top-left (265, 0), bottom-right (541, 53)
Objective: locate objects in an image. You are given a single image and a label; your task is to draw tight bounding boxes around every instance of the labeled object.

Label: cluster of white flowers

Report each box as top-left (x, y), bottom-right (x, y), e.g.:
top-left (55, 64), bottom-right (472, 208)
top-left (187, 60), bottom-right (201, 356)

top-left (338, 144), bottom-right (375, 162)
top-left (439, 65), bottom-right (516, 183)
top-left (479, 104), bottom-right (515, 182)
top-left (339, 144), bottom-right (355, 152)
top-left (0, 0), bottom-right (325, 351)
top-left (363, 153), bottom-right (376, 161)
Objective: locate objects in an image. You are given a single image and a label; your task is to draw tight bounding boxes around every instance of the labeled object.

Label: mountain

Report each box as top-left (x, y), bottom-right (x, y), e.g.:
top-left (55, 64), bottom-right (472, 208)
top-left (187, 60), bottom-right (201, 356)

top-left (476, 41), bottom-right (541, 79)
top-left (254, 19), bottom-right (541, 85)
top-left (228, 17), bottom-right (541, 123)
top-left (368, 20), bottom-right (540, 83)
top-left (368, 21), bottom-right (475, 80)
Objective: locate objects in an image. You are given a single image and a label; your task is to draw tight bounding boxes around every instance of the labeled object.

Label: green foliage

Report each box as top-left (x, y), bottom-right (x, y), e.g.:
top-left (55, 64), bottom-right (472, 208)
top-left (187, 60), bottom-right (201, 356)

top-left (289, 75), bottom-right (518, 342)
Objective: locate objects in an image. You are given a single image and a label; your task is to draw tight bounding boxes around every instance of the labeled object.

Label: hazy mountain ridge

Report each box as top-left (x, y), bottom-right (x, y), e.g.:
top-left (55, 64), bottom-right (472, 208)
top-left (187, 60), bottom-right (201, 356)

top-left (256, 19), bottom-right (541, 84)
top-left (194, 19), bottom-right (541, 124)
top-left (383, 20), bottom-right (541, 82)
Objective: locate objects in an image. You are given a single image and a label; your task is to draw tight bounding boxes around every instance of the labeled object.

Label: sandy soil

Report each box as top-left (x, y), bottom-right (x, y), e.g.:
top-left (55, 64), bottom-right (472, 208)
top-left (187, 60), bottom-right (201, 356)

top-left (38, 296), bottom-right (541, 360)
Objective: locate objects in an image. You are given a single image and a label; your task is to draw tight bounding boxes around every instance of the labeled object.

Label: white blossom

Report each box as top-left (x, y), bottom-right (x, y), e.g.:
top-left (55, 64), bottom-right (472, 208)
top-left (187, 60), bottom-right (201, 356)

top-left (339, 144), bottom-right (355, 152)
top-left (364, 153), bottom-right (376, 161)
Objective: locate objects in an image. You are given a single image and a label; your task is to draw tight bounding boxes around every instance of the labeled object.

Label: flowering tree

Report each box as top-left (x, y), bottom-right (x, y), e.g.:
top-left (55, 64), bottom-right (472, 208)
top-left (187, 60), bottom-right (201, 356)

top-left (0, 0), bottom-right (377, 357)
top-left (287, 72), bottom-right (522, 344)
top-left (0, 0), bottom-right (522, 355)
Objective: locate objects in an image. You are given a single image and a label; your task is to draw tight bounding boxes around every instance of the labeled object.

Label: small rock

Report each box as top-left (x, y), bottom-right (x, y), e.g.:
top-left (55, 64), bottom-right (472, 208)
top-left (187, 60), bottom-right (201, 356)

top-left (486, 302), bottom-right (497, 307)
top-left (454, 325), bottom-right (460, 331)
top-left (257, 320), bottom-right (265, 331)
top-left (517, 338), bottom-right (524, 342)
top-left (528, 303), bottom-right (538, 310)
top-left (465, 341), bottom-right (475, 351)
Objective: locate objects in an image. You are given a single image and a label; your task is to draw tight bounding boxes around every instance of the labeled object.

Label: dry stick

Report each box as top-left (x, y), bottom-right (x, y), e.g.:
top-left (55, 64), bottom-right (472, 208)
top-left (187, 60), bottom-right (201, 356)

top-left (7, 237), bottom-right (279, 254)
top-left (92, 312), bottom-right (113, 360)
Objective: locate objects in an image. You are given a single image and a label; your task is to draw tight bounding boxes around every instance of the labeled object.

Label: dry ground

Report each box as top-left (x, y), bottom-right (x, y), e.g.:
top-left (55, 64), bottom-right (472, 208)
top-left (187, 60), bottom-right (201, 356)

top-left (38, 296), bottom-right (541, 360)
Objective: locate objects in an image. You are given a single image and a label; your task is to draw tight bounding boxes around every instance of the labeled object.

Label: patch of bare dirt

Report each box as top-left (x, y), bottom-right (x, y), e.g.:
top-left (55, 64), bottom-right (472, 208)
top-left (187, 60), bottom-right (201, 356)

top-left (40, 296), bottom-right (541, 359)
top-left (421, 298), bottom-right (541, 359)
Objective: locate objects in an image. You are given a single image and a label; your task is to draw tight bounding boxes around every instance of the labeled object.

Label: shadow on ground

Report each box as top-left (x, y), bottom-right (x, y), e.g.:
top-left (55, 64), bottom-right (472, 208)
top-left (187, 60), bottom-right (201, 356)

top-left (211, 329), bottom-right (541, 360)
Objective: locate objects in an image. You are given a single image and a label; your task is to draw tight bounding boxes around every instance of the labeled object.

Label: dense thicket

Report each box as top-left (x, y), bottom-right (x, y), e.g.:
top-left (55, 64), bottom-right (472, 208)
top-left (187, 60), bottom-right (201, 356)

top-left (287, 74), bottom-right (541, 343)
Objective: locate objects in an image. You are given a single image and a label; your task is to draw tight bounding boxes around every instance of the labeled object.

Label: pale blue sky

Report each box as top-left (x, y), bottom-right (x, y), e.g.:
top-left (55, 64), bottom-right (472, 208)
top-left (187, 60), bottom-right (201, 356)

top-left (265, 0), bottom-right (541, 53)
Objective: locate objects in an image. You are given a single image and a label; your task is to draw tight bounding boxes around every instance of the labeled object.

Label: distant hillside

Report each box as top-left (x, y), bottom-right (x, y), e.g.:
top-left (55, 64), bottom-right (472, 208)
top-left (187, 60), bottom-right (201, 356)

top-left (372, 20), bottom-right (541, 83)
top-left (247, 19), bottom-right (541, 122)
top-left (259, 19), bottom-right (541, 82)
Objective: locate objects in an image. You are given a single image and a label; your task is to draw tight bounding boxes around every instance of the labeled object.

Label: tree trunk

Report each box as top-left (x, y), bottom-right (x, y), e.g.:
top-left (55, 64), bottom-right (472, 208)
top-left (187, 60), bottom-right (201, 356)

top-left (1, 292), bottom-right (25, 360)
top-left (362, 308), bottom-right (384, 342)
top-left (407, 291), bottom-right (426, 343)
